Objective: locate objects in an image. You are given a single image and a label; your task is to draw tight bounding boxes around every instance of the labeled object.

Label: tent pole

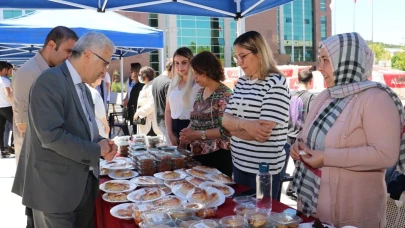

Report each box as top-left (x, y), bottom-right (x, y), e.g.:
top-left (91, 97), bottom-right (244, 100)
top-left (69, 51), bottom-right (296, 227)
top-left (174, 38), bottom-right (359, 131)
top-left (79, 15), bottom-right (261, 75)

top-left (159, 48), bottom-right (165, 75)
top-left (120, 56), bottom-right (124, 104)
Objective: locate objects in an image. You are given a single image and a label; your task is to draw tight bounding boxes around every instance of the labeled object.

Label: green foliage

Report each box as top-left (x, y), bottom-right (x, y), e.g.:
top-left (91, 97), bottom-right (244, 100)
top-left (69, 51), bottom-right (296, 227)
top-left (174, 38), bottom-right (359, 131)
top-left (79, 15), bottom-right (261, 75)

top-left (369, 43), bottom-right (390, 61)
top-left (111, 82), bottom-right (126, 92)
top-left (366, 40), bottom-right (402, 49)
top-left (392, 53), bottom-right (405, 71)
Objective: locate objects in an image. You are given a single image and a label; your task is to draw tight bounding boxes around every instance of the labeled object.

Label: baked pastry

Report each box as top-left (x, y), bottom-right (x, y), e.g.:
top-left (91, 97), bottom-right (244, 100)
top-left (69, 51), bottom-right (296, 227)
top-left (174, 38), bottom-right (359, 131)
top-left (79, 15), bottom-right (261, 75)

top-left (179, 182), bottom-right (194, 196)
top-left (248, 214), bottom-right (267, 228)
top-left (106, 192), bottom-right (128, 201)
top-left (137, 177), bottom-right (159, 184)
top-left (189, 169), bottom-right (208, 179)
top-left (105, 182), bottom-right (130, 191)
top-left (161, 171), bottom-right (180, 179)
top-left (195, 165), bottom-right (217, 173)
top-left (188, 177), bottom-right (205, 186)
top-left (206, 192), bottom-right (219, 205)
top-left (206, 184), bottom-right (230, 195)
top-left (168, 180), bottom-right (188, 188)
top-left (100, 168), bottom-right (109, 175)
top-left (212, 173), bottom-right (232, 183)
top-left (114, 170), bottom-right (132, 178)
top-left (191, 187), bottom-right (208, 203)
top-left (116, 205), bottom-right (133, 217)
top-left (153, 196), bottom-right (181, 207)
top-left (141, 188), bottom-right (162, 201)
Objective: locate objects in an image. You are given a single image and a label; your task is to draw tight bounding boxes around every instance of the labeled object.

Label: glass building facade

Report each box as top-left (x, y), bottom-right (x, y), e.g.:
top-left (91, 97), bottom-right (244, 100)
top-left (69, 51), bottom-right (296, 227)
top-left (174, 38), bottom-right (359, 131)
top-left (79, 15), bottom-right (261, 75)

top-left (281, 0), bottom-right (314, 62)
top-left (321, 16), bottom-right (327, 40)
top-left (148, 14), bottom-right (160, 75)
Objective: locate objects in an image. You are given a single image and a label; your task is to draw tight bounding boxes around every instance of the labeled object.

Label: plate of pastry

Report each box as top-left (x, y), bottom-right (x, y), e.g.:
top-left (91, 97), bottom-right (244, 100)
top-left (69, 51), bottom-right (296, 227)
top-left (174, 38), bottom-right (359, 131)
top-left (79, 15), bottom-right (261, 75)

top-left (152, 195), bottom-right (187, 208)
top-left (164, 179), bottom-right (190, 189)
top-left (103, 160), bottom-right (132, 170)
top-left (99, 180), bottom-right (136, 193)
top-left (205, 173), bottom-right (235, 185)
top-left (127, 187), bottom-right (166, 203)
top-left (193, 165), bottom-right (221, 174)
top-left (154, 170), bottom-right (187, 181)
top-left (110, 203), bottom-right (135, 220)
top-left (186, 187), bottom-right (225, 207)
top-left (171, 182), bottom-right (196, 200)
top-left (108, 170), bottom-right (139, 180)
top-left (186, 176), bottom-right (207, 186)
top-left (131, 176), bottom-right (164, 187)
top-left (100, 167), bottom-right (110, 176)
top-left (186, 169), bottom-right (209, 180)
top-left (199, 182), bottom-right (235, 197)
top-left (102, 192), bottom-right (130, 203)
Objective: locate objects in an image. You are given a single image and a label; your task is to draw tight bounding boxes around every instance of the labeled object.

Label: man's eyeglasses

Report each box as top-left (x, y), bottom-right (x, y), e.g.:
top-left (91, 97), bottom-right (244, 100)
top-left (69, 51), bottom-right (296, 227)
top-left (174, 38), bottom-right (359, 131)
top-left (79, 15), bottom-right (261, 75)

top-left (233, 52), bottom-right (252, 63)
top-left (91, 51), bottom-right (110, 69)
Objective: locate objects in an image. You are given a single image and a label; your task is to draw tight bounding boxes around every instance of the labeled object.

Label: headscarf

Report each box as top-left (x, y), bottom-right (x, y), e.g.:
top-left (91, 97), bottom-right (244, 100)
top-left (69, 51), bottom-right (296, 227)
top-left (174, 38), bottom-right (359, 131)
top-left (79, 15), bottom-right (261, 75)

top-left (291, 32), bottom-right (405, 216)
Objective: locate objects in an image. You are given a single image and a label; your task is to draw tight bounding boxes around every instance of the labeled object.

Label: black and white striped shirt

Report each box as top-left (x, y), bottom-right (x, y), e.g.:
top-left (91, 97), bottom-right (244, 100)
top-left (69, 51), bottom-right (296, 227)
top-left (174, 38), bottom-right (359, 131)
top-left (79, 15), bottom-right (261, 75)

top-left (225, 74), bottom-right (290, 174)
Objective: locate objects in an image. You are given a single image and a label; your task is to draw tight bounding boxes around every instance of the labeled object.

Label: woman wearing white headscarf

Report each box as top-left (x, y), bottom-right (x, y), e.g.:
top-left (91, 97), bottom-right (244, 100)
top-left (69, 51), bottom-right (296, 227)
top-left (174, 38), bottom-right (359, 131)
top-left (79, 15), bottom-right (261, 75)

top-left (290, 32), bottom-right (405, 227)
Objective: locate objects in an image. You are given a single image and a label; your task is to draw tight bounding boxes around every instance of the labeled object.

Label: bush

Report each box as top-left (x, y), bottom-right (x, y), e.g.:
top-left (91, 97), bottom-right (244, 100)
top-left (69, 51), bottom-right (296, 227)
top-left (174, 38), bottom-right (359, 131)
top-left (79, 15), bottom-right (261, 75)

top-left (111, 82), bottom-right (126, 92)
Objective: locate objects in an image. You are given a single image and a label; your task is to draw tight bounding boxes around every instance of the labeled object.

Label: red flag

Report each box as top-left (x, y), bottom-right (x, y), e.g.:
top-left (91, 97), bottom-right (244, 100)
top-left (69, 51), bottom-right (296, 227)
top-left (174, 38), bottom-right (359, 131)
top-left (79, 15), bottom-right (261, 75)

top-left (354, 0), bottom-right (357, 2)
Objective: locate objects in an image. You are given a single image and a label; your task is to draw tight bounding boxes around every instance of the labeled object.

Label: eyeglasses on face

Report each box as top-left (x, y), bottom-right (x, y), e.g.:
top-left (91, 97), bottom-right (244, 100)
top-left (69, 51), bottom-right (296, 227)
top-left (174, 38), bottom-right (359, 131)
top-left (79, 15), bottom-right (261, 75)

top-left (91, 50), bottom-right (110, 69)
top-left (233, 52), bottom-right (252, 63)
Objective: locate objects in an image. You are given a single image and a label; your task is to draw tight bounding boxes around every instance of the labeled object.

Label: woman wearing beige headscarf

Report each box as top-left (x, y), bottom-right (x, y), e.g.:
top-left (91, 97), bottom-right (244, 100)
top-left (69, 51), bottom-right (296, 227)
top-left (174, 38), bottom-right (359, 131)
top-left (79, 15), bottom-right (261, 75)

top-left (290, 32), bottom-right (405, 227)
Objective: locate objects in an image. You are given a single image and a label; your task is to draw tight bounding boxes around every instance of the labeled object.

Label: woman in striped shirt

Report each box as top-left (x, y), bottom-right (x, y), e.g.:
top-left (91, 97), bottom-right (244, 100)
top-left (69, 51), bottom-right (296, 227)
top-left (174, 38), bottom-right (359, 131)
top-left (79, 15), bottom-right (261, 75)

top-left (222, 31), bottom-right (290, 198)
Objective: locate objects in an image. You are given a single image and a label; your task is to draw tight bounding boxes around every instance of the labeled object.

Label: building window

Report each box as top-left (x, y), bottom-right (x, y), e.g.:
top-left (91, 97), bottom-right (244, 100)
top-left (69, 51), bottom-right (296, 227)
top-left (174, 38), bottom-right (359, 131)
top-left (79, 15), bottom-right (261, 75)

top-left (3, 10), bottom-right (23, 19)
top-left (321, 16), bottom-right (327, 40)
top-left (320, 0), bottom-right (326, 12)
top-left (285, 18), bottom-right (292, 23)
top-left (148, 14), bottom-right (160, 75)
top-left (305, 19), bottom-right (310, 24)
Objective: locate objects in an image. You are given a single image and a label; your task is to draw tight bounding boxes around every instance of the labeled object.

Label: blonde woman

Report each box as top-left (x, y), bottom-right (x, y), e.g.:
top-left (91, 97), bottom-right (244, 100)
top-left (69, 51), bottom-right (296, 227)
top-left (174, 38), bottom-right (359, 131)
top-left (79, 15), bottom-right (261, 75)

top-left (165, 47), bottom-right (200, 146)
top-left (133, 67), bottom-right (161, 136)
top-left (222, 31), bottom-right (290, 198)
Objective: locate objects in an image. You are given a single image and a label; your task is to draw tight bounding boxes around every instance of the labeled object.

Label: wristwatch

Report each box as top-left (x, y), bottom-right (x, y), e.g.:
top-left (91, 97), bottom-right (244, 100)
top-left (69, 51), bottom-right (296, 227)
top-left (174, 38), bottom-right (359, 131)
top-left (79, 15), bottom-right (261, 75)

top-left (201, 130), bottom-right (207, 140)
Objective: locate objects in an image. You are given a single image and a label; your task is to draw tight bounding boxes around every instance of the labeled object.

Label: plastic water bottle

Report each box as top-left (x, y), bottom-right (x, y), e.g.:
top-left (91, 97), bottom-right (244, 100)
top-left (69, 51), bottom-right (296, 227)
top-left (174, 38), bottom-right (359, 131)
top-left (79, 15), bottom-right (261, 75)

top-left (256, 162), bottom-right (272, 211)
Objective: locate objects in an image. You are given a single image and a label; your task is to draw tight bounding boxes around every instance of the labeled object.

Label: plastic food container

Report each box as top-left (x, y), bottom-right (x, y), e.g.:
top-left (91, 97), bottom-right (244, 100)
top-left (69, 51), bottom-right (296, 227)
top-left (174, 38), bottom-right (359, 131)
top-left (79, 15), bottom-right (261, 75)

top-left (189, 219), bottom-right (219, 228)
top-left (141, 212), bottom-right (172, 226)
top-left (138, 155), bottom-right (155, 167)
top-left (195, 207), bottom-right (218, 218)
top-left (182, 202), bottom-right (205, 211)
top-left (132, 204), bottom-right (154, 218)
top-left (220, 215), bottom-right (245, 228)
top-left (233, 203), bottom-right (256, 216)
top-left (171, 154), bottom-right (186, 170)
top-left (269, 212), bottom-right (302, 228)
top-left (166, 209), bottom-right (195, 220)
top-left (244, 209), bottom-right (273, 228)
top-left (233, 196), bottom-right (256, 205)
top-left (140, 221), bottom-right (178, 228)
top-left (175, 216), bottom-right (202, 228)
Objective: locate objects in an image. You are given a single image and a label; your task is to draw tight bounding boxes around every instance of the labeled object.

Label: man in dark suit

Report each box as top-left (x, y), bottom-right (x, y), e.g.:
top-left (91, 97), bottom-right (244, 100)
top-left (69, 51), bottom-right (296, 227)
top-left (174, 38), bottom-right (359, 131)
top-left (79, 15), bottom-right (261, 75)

top-left (12, 32), bottom-right (117, 228)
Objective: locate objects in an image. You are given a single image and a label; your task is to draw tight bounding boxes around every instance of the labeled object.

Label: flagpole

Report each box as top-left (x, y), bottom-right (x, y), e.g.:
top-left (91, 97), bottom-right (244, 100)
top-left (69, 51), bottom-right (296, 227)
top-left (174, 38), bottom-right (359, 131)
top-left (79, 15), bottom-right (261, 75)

top-left (371, 0), bottom-right (374, 42)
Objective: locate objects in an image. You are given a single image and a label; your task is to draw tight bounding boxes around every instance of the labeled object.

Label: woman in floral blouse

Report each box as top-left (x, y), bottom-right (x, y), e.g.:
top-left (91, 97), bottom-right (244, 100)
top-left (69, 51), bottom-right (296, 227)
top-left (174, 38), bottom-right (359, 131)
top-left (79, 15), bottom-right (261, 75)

top-left (179, 51), bottom-right (233, 176)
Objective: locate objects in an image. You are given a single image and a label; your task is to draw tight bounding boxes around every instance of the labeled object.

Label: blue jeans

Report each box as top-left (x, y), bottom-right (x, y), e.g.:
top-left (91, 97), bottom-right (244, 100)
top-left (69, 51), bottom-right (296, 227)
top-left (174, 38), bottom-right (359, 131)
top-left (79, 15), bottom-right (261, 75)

top-left (3, 120), bottom-right (12, 147)
top-left (233, 166), bottom-right (281, 200)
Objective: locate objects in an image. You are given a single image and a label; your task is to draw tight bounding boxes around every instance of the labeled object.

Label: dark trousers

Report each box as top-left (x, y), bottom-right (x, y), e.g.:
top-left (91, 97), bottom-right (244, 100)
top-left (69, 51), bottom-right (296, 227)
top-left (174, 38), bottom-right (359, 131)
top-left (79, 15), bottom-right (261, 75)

top-left (4, 120), bottom-right (13, 147)
top-left (233, 166), bottom-right (281, 200)
top-left (193, 149), bottom-right (233, 177)
top-left (26, 207), bottom-right (35, 228)
top-left (172, 119), bottom-right (190, 139)
top-left (32, 173), bottom-right (98, 228)
top-left (0, 106), bottom-right (13, 150)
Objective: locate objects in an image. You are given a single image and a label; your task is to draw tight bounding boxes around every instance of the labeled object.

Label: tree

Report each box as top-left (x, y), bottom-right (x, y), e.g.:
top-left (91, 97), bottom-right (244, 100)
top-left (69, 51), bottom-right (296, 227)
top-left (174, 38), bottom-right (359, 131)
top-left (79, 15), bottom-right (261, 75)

top-left (392, 52), bottom-right (405, 71)
top-left (369, 43), bottom-right (390, 61)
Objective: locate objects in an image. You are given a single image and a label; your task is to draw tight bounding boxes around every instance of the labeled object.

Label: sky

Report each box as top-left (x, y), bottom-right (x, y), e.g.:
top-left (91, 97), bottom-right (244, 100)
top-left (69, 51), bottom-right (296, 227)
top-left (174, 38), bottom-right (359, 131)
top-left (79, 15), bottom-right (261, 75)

top-left (332, 0), bottom-right (404, 45)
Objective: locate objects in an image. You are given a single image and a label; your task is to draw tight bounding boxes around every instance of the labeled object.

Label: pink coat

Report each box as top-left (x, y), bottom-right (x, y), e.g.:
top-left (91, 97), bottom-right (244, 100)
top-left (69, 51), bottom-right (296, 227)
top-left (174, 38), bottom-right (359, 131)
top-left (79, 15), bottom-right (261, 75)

top-left (298, 88), bottom-right (401, 228)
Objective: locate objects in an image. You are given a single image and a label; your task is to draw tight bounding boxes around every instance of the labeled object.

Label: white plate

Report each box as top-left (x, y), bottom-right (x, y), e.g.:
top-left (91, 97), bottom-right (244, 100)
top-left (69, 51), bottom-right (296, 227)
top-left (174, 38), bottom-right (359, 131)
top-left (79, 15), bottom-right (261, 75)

top-left (154, 170), bottom-right (187, 181)
top-left (103, 160), bottom-right (132, 170)
top-left (186, 169), bottom-right (209, 180)
top-left (186, 176), bottom-right (208, 186)
top-left (152, 195), bottom-right (188, 208)
top-left (299, 222), bottom-right (334, 228)
top-left (99, 180), bottom-right (137, 193)
top-left (127, 188), bottom-right (166, 203)
top-left (114, 157), bottom-right (133, 164)
top-left (108, 170), bottom-right (139, 180)
top-left (171, 183), bottom-right (195, 200)
top-left (110, 203), bottom-right (135, 220)
top-left (164, 179), bottom-right (190, 189)
top-left (205, 173), bottom-right (235, 185)
top-left (102, 192), bottom-right (130, 203)
top-left (186, 187), bottom-right (225, 207)
top-left (193, 165), bottom-right (221, 174)
top-left (100, 167), bottom-right (110, 176)
top-left (199, 182), bottom-right (235, 197)
top-left (131, 176), bottom-right (164, 187)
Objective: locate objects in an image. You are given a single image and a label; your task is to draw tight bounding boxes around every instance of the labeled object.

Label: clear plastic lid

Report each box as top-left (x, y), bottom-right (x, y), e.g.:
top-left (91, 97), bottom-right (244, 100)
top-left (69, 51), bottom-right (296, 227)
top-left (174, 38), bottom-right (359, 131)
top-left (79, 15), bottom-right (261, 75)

top-left (219, 215), bottom-right (245, 228)
top-left (189, 219), bottom-right (219, 228)
top-left (195, 207), bottom-right (218, 218)
top-left (233, 203), bottom-right (256, 216)
top-left (244, 209), bottom-right (274, 228)
top-left (233, 195), bottom-right (256, 205)
top-left (141, 212), bottom-right (172, 226)
top-left (269, 212), bottom-right (302, 225)
top-left (174, 216), bottom-right (201, 228)
top-left (166, 208), bottom-right (196, 220)
top-left (132, 204), bottom-right (154, 218)
top-left (182, 202), bottom-right (205, 211)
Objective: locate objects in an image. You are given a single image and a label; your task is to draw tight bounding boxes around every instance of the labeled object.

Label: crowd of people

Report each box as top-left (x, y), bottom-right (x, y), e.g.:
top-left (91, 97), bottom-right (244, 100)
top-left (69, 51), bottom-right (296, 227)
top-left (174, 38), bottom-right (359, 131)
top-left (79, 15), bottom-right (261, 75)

top-left (1, 24), bottom-right (404, 228)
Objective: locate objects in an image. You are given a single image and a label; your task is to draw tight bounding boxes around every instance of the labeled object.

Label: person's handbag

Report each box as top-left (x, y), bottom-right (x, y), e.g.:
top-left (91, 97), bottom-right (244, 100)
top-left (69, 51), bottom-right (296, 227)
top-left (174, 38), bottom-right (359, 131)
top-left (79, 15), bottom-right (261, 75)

top-left (122, 107), bottom-right (129, 120)
top-left (133, 117), bottom-right (146, 125)
top-left (386, 192), bottom-right (405, 227)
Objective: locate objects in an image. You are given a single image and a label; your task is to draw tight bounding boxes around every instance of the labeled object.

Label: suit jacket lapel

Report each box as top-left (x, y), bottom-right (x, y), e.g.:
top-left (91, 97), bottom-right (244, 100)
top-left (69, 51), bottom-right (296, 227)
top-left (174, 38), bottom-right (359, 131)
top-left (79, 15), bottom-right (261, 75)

top-left (60, 62), bottom-right (92, 139)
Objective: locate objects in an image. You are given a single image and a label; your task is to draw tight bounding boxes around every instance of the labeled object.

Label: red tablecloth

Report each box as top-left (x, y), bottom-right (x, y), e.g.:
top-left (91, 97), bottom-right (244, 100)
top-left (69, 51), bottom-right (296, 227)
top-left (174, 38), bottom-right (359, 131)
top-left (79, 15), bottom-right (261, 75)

top-left (95, 177), bottom-right (314, 228)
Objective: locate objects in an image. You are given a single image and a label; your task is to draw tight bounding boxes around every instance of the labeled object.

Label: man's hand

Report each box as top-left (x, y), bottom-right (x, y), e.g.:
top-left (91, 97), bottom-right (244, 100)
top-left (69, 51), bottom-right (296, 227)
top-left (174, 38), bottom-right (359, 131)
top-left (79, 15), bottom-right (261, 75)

top-left (98, 139), bottom-right (111, 157)
top-left (101, 139), bottom-right (117, 161)
top-left (122, 99), bottom-right (128, 107)
top-left (16, 123), bottom-right (26, 133)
